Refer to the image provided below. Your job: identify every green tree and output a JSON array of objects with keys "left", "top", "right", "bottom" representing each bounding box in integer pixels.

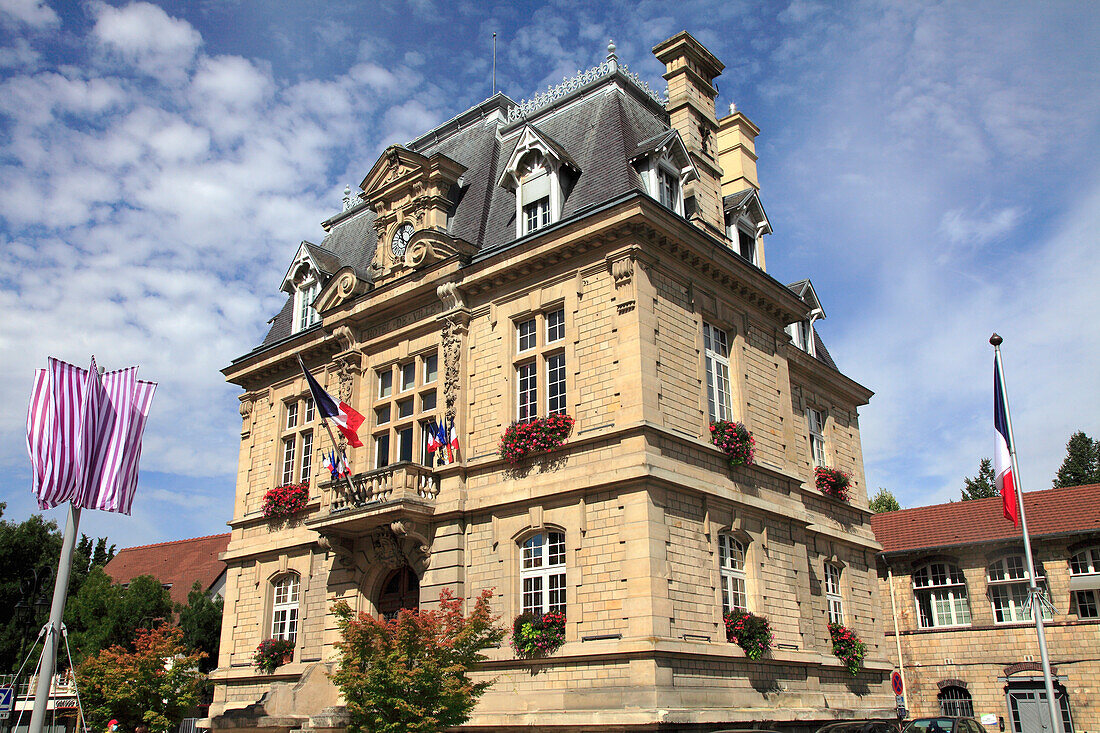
[
  {"left": 869, "top": 488, "right": 901, "bottom": 513},
  {"left": 1053, "top": 431, "right": 1100, "bottom": 488},
  {"left": 331, "top": 589, "right": 504, "bottom": 733},
  {"left": 177, "top": 582, "right": 223, "bottom": 673},
  {"left": 0, "top": 504, "right": 62, "bottom": 674},
  {"left": 962, "top": 458, "right": 998, "bottom": 501},
  {"left": 68, "top": 569, "right": 173, "bottom": 662},
  {"left": 80, "top": 624, "right": 206, "bottom": 733}
]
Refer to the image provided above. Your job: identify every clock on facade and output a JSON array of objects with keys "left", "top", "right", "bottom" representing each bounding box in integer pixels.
[{"left": 391, "top": 222, "right": 414, "bottom": 258}]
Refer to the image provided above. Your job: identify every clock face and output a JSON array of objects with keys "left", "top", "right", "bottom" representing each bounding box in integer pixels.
[{"left": 391, "top": 222, "right": 414, "bottom": 258}]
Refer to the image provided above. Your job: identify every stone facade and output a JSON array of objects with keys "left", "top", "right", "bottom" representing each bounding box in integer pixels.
[
  {"left": 210, "top": 31, "right": 893, "bottom": 733},
  {"left": 873, "top": 490, "right": 1100, "bottom": 733}
]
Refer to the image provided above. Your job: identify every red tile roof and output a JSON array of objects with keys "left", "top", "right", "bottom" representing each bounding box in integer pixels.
[
  {"left": 870, "top": 484, "right": 1100, "bottom": 555},
  {"left": 104, "top": 533, "right": 230, "bottom": 607}
]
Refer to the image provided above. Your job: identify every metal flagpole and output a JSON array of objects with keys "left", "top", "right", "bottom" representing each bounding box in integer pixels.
[
  {"left": 991, "top": 333, "right": 1062, "bottom": 733},
  {"left": 28, "top": 501, "right": 81, "bottom": 733}
]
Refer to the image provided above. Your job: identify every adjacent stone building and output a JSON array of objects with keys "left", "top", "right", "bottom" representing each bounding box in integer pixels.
[
  {"left": 209, "top": 32, "right": 893, "bottom": 733},
  {"left": 871, "top": 484, "right": 1100, "bottom": 733}
]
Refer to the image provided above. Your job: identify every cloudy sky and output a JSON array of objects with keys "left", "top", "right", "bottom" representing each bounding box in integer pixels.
[{"left": 1, "top": 0, "right": 1097, "bottom": 547}]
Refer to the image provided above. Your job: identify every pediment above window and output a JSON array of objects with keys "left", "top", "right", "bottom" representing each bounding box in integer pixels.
[
  {"left": 498, "top": 125, "right": 580, "bottom": 190},
  {"left": 629, "top": 129, "right": 698, "bottom": 183},
  {"left": 724, "top": 188, "right": 771, "bottom": 235}
]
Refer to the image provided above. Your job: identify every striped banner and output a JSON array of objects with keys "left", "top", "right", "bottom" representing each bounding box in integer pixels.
[{"left": 26, "top": 357, "right": 156, "bottom": 514}]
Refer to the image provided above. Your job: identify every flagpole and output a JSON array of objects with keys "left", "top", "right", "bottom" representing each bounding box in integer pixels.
[
  {"left": 295, "top": 355, "right": 355, "bottom": 492},
  {"left": 991, "top": 333, "right": 1062, "bottom": 733}
]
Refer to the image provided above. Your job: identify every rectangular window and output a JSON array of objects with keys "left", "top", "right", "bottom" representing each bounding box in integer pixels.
[
  {"left": 808, "top": 408, "right": 826, "bottom": 468},
  {"left": 737, "top": 228, "right": 756, "bottom": 264},
  {"left": 703, "top": 322, "right": 733, "bottom": 423},
  {"left": 517, "top": 362, "right": 538, "bottom": 422},
  {"left": 423, "top": 354, "right": 438, "bottom": 383},
  {"left": 421, "top": 391, "right": 437, "bottom": 412},
  {"left": 523, "top": 196, "right": 550, "bottom": 234},
  {"left": 421, "top": 422, "right": 436, "bottom": 467},
  {"left": 547, "top": 353, "right": 566, "bottom": 415},
  {"left": 300, "top": 432, "right": 312, "bottom": 483},
  {"left": 397, "top": 398, "right": 414, "bottom": 419},
  {"left": 286, "top": 402, "right": 298, "bottom": 430},
  {"left": 281, "top": 438, "right": 295, "bottom": 485},
  {"left": 400, "top": 362, "right": 416, "bottom": 392},
  {"left": 398, "top": 426, "right": 414, "bottom": 463},
  {"left": 825, "top": 564, "right": 844, "bottom": 624},
  {"left": 517, "top": 318, "right": 537, "bottom": 352},
  {"left": 375, "top": 434, "right": 390, "bottom": 469},
  {"left": 546, "top": 308, "right": 565, "bottom": 343},
  {"left": 303, "top": 398, "right": 315, "bottom": 424},
  {"left": 658, "top": 168, "right": 678, "bottom": 210},
  {"left": 1075, "top": 590, "right": 1099, "bottom": 618},
  {"left": 378, "top": 369, "right": 392, "bottom": 398},
  {"left": 376, "top": 405, "right": 390, "bottom": 425}
]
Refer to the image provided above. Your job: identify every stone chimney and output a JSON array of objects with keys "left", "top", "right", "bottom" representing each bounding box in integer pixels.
[
  {"left": 716, "top": 103, "right": 760, "bottom": 195},
  {"left": 652, "top": 31, "right": 725, "bottom": 238}
]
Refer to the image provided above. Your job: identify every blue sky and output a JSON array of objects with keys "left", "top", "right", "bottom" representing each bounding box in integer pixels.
[{"left": 1, "top": 0, "right": 1098, "bottom": 547}]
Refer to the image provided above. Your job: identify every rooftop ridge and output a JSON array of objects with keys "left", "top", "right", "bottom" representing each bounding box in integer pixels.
[
  {"left": 875, "top": 482, "right": 1100, "bottom": 517},
  {"left": 506, "top": 40, "right": 665, "bottom": 124},
  {"left": 113, "top": 532, "right": 231, "bottom": 553}
]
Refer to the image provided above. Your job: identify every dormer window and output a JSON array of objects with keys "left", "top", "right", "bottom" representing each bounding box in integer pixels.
[
  {"left": 723, "top": 189, "right": 770, "bottom": 269},
  {"left": 520, "top": 155, "right": 553, "bottom": 234},
  {"left": 294, "top": 280, "right": 320, "bottom": 332},
  {"left": 737, "top": 227, "right": 757, "bottom": 265},
  {"left": 499, "top": 125, "right": 579, "bottom": 239},
  {"left": 786, "top": 320, "right": 814, "bottom": 356},
  {"left": 657, "top": 166, "right": 680, "bottom": 210},
  {"left": 631, "top": 131, "right": 695, "bottom": 217},
  {"left": 281, "top": 242, "right": 334, "bottom": 335}
]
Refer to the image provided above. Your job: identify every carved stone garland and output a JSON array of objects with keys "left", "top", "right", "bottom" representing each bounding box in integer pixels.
[{"left": 437, "top": 282, "right": 468, "bottom": 422}]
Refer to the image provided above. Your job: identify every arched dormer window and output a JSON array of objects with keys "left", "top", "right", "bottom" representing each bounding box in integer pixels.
[
  {"left": 294, "top": 279, "right": 320, "bottom": 333},
  {"left": 912, "top": 561, "right": 971, "bottom": 628},
  {"left": 281, "top": 242, "right": 335, "bottom": 334},
  {"left": 630, "top": 129, "right": 696, "bottom": 217},
  {"left": 499, "top": 125, "right": 579, "bottom": 239},
  {"left": 271, "top": 573, "right": 300, "bottom": 642},
  {"left": 520, "top": 530, "right": 566, "bottom": 615}
]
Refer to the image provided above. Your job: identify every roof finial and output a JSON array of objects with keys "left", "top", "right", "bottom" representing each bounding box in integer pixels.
[
  {"left": 342, "top": 184, "right": 352, "bottom": 211},
  {"left": 729, "top": 101, "right": 737, "bottom": 115},
  {"left": 607, "top": 39, "right": 618, "bottom": 73}
]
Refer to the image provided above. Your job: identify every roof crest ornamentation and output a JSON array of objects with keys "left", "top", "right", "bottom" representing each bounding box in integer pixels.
[{"left": 506, "top": 40, "right": 666, "bottom": 123}]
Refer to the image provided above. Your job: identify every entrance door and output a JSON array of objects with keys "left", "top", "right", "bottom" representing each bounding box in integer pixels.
[
  {"left": 377, "top": 566, "right": 419, "bottom": 620},
  {"left": 1006, "top": 682, "right": 1073, "bottom": 733}
]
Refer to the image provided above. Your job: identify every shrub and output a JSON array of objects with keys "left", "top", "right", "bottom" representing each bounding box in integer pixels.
[
  {"left": 828, "top": 622, "right": 866, "bottom": 676},
  {"left": 262, "top": 482, "right": 309, "bottom": 519},
  {"left": 815, "top": 467, "right": 851, "bottom": 501},
  {"left": 710, "top": 421, "right": 755, "bottom": 467},
  {"left": 723, "top": 610, "right": 773, "bottom": 660},
  {"left": 253, "top": 638, "right": 295, "bottom": 674},
  {"left": 510, "top": 611, "right": 567, "bottom": 658},
  {"left": 499, "top": 414, "right": 575, "bottom": 464}
]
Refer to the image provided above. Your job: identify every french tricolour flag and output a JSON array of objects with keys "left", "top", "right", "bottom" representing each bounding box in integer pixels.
[
  {"left": 994, "top": 362, "right": 1019, "bottom": 526},
  {"left": 301, "top": 364, "right": 365, "bottom": 448}
]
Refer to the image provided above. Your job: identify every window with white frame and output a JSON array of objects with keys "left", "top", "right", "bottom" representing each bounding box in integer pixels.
[
  {"left": 1069, "top": 546, "right": 1100, "bottom": 618},
  {"left": 736, "top": 227, "right": 758, "bottom": 265},
  {"left": 514, "top": 308, "right": 567, "bottom": 423},
  {"left": 988, "top": 555, "right": 1052, "bottom": 624},
  {"left": 913, "top": 561, "right": 972, "bottom": 628},
  {"left": 278, "top": 395, "right": 315, "bottom": 486},
  {"left": 703, "top": 322, "right": 733, "bottom": 423},
  {"left": 518, "top": 152, "right": 554, "bottom": 236},
  {"left": 657, "top": 166, "right": 680, "bottom": 210},
  {"left": 718, "top": 534, "right": 748, "bottom": 613},
  {"left": 825, "top": 563, "right": 844, "bottom": 624},
  {"left": 521, "top": 531, "right": 566, "bottom": 615},
  {"left": 372, "top": 350, "right": 441, "bottom": 469},
  {"left": 787, "top": 320, "right": 814, "bottom": 355},
  {"left": 808, "top": 408, "right": 826, "bottom": 468},
  {"left": 271, "top": 574, "right": 300, "bottom": 643},
  {"left": 294, "top": 280, "right": 321, "bottom": 333}
]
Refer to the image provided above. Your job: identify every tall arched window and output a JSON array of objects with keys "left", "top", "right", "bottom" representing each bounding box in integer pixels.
[
  {"left": 521, "top": 531, "right": 566, "bottom": 615},
  {"left": 913, "top": 561, "right": 971, "bottom": 628},
  {"left": 988, "top": 555, "right": 1051, "bottom": 624},
  {"left": 1070, "top": 546, "right": 1100, "bottom": 619},
  {"left": 718, "top": 534, "right": 748, "bottom": 613},
  {"left": 939, "top": 686, "right": 974, "bottom": 717},
  {"left": 271, "top": 574, "right": 300, "bottom": 642}
]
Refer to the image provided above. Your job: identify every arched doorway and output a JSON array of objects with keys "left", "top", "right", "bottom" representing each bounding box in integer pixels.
[{"left": 377, "top": 566, "right": 419, "bottom": 620}]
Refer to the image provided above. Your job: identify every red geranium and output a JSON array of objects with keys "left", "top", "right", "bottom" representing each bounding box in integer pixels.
[
  {"left": 815, "top": 467, "right": 851, "bottom": 502},
  {"left": 262, "top": 482, "right": 309, "bottom": 519},
  {"left": 499, "top": 414, "right": 575, "bottom": 464}
]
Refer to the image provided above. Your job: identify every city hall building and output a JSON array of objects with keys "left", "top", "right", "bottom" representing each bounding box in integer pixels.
[{"left": 210, "top": 32, "right": 894, "bottom": 732}]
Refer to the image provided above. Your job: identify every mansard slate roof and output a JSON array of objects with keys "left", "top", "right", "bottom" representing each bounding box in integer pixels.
[{"left": 870, "top": 484, "right": 1100, "bottom": 556}]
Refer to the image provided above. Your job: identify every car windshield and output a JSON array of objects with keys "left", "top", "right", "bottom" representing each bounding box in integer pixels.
[{"left": 904, "top": 720, "right": 955, "bottom": 733}]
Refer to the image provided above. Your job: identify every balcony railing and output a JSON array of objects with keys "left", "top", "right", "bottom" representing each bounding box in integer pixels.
[{"left": 323, "top": 462, "right": 439, "bottom": 512}]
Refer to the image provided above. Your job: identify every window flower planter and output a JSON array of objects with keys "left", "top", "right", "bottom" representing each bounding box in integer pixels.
[
  {"left": 254, "top": 638, "right": 294, "bottom": 674},
  {"left": 262, "top": 482, "right": 309, "bottom": 519},
  {"left": 511, "top": 611, "right": 566, "bottom": 658},
  {"left": 815, "top": 467, "right": 850, "bottom": 502},
  {"left": 710, "top": 421, "right": 755, "bottom": 467},
  {"left": 828, "top": 622, "right": 866, "bottom": 676},
  {"left": 499, "top": 414, "right": 575, "bottom": 464},
  {"left": 723, "top": 610, "right": 773, "bottom": 660}
]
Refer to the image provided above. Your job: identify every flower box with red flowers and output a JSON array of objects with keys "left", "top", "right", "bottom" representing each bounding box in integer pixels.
[
  {"left": 828, "top": 622, "right": 866, "bottom": 676},
  {"left": 723, "top": 610, "right": 773, "bottom": 660},
  {"left": 261, "top": 482, "right": 309, "bottom": 519},
  {"left": 499, "top": 414, "right": 575, "bottom": 464},
  {"left": 815, "top": 467, "right": 851, "bottom": 502},
  {"left": 710, "top": 421, "right": 755, "bottom": 467},
  {"left": 254, "top": 638, "right": 294, "bottom": 674},
  {"left": 511, "top": 611, "right": 566, "bottom": 658}
]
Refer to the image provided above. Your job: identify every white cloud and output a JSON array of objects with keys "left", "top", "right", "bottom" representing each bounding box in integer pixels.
[
  {"left": 90, "top": 1, "right": 202, "bottom": 80},
  {"left": 0, "top": 0, "right": 57, "bottom": 28},
  {"left": 939, "top": 206, "right": 1022, "bottom": 247}
]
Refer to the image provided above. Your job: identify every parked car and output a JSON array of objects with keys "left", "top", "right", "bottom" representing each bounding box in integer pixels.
[
  {"left": 817, "top": 721, "right": 902, "bottom": 733},
  {"left": 902, "top": 717, "right": 987, "bottom": 733}
]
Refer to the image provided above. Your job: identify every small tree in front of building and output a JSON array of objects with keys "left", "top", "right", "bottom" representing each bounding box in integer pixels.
[
  {"left": 79, "top": 624, "right": 206, "bottom": 733},
  {"left": 331, "top": 588, "right": 504, "bottom": 733}
]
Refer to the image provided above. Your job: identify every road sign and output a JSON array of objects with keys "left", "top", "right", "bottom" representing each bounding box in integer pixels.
[
  {"left": 891, "top": 671, "right": 904, "bottom": 696},
  {"left": 0, "top": 686, "right": 13, "bottom": 713}
]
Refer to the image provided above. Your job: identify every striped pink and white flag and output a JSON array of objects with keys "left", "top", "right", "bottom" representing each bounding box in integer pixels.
[{"left": 26, "top": 356, "right": 156, "bottom": 514}]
